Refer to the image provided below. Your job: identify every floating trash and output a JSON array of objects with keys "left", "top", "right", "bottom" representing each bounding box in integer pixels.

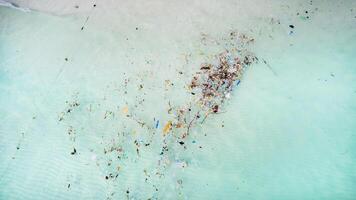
[
  {"left": 57, "top": 31, "right": 257, "bottom": 199},
  {"left": 163, "top": 121, "right": 172, "bottom": 135},
  {"left": 155, "top": 120, "right": 160, "bottom": 129},
  {"left": 121, "top": 106, "right": 129, "bottom": 114}
]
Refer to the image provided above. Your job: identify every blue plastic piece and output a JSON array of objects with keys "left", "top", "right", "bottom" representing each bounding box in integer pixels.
[
  {"left": 155, "top": 120, "right": 160, "bottom": 128},
  {"left": 236, "top": 80, "right": 241, "bottom": 86}
]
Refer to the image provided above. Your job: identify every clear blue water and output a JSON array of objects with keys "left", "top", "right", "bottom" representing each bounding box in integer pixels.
[{"left": 0, "top": 0, "right": 356, "bottom": 199}]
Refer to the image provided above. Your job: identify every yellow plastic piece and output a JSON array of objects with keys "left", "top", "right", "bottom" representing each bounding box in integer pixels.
[
  {"left": 163, "top": 121, "right": 172, "bottom": 135},
  {"left": 122, "top": 106, "right": 129, "bottom": 114}
]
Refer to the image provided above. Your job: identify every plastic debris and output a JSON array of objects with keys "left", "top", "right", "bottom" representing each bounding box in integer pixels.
[
  {"left": 236, "top": 79, "right": 241, "bottom": 86},
  {"left": 56, "top": 31, "right": 257, "bottom": 198},
  {"left": 163, "top": 121, "right": 172, "bottom": 135},
  {"left": 122, "top": 106, "right": 129, "bottom": 114}
]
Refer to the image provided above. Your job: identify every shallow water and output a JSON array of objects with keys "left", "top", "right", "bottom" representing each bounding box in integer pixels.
[{"left": 1, "top": 0, "right": 356, "bottom": 199}]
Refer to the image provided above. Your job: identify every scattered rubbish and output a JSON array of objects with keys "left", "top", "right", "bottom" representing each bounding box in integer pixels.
[
  {"left": 122, "top": 106, "right": 129, "bottom": 114},
  {"left": 70, "top": 148, "right": 77, "bottom": 155},
  {"left": 212, "top": 105, "right": 219, "bottom": 113},
  {"left": 163, "top": 121, "right": 172, "bottom": 135},
  {"left": 236, "top": 80, "right": 241, "bottom": 86},
  {"left": 57, "top": 31, "right": 257, "bottom": 198},
  {"left": 58, "top": 99, "right": 80, "bottom": 121}
]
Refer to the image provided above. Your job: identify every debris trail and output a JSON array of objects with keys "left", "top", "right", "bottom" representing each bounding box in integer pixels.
[{"left": 58, "top": 31, "right": 258, "bottom": 199}]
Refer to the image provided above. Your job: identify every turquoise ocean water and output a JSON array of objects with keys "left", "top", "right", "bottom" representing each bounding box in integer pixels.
[{"left": 0, "top": 0, "right": 356, "bottom": 199}]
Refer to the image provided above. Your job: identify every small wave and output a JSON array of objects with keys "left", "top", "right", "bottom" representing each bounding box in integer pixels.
[{"left": 0, "top": 0, "right": 30, "bottom": 12}]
